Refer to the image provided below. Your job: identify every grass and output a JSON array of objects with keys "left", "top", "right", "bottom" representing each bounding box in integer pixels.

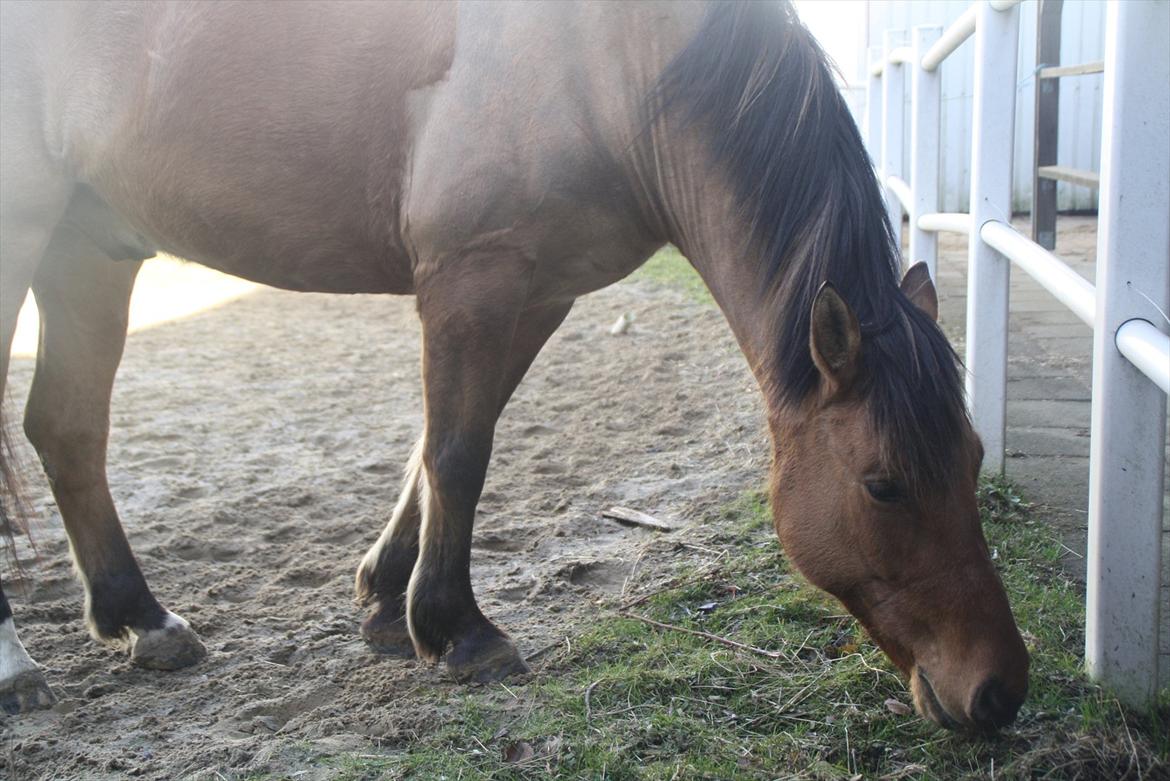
[
  {"left": 305, "top": 480, "right": 1167, "bottom": 781},
  {"left": 303, "top": 250, "right": 1168, "bottom": 779},
  {"left": 629, "top": 246, "right": 713, "bottom": 305}
]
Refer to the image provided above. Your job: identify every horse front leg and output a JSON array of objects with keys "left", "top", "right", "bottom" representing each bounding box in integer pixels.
[
  {"left": 22, "top": 227, "right": 205, "bottom": 670},
  {"left": 356, "top": 300, "right": 573, "bottom": 659},
  {"left": 402, "top": 260, "right": 554, "bottom": 683}
]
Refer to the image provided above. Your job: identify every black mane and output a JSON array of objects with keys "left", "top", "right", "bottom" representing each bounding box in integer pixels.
[{"left": 656, "top": 1, "right": 970, "bottom": 491}]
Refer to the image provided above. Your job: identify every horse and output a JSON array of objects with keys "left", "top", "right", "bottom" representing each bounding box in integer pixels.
[{"left": 0, "top": 0, "right": 1028, "bottom": 730}]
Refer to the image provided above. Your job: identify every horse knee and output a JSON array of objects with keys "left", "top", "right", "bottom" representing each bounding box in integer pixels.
[{"left": 22, "top": 407, "right": 101, "bottom": 489}]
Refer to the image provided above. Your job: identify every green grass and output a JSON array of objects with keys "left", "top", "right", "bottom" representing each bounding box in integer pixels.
[
  {"left": 311, "top": 480, "right": 1166, "bottom": 780},
  {"left": 291, "top": 249, "right": 1168, "bottom": 779},
  {"left": 629, "top": 246, "right": 713, "bottom": 305},
  {"left": 265, "top": 254, "right": 1168, "bottom": 780}
]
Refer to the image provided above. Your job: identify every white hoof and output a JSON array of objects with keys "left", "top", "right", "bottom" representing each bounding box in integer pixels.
[{"left": 0, "top": 617, "right": 55, "bottom": 714}]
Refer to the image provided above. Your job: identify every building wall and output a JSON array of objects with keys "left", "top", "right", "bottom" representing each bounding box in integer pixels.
[{"left": 860, "top": 0, "right": 1104, "bottom": 213}]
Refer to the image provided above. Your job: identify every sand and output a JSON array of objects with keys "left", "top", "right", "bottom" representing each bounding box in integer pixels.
[{"left": 2, "top": 265, "right": 768, "bottom": 779}]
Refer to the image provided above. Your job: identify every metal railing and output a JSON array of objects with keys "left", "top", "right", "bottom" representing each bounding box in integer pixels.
[{"left": 864, "top": 0, "right": 1169, "bottom": 708}]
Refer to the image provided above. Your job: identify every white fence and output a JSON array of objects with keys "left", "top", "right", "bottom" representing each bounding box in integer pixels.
[
  {"left": 865, "top": 0, "right": 1169, "bottom": 707},
  {"left": 863, "top": 0, "right": 1106, "bottom": 214}
]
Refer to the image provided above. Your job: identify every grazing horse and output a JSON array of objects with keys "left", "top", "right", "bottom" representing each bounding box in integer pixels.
[{"left": 0, "top": 0, "right": 1028, "bottom": 729}]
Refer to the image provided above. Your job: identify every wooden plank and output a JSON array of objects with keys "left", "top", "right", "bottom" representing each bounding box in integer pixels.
[
  {"left": 601, "top": 506, "right": 675, "bottom": 532},
  {"left": 1039, "top": 61, "right": 1105, "bottom": 79},
  {"left": 1038, "top": 165, "right": 1101, "bottom": 188},
  {"left": 1032, "top": 0, "right": 1063, "bottom": 250}
]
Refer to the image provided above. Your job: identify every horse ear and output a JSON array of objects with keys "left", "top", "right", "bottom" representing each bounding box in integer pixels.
[
  {"left": 809, "top": 282, "right": 861, "bottom": 395},
  {"left": 900, "top": 262, "right": 938, "bottom": 321}
]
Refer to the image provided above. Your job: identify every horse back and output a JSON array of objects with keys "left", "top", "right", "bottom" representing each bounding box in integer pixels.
[
  {"left": 15, "top": 1, "right": 456, "bottom": 293},
  {"left": 9, "top": 1, "right": 695, "bottom": 299}
]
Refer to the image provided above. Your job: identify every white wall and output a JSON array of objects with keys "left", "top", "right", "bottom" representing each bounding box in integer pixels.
[{"left": 797, "top": 0, "right": 1105, "bottom": 213}]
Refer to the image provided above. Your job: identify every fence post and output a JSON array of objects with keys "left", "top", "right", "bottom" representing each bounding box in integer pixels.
[
  {"left": 865, "top": 45, "right": 884, "bottom": 162},
  {"left": 1085, "top": 0, "right": 1170, "bottom": 708},
  {"left": 881, "top": 31, "right": 906, "bottom": 247},
  {"left": 965, "top": 1, "right": 1019, "bottom": 475},
  {"left": 910, "top": 25, "right": 942, "bottom": 279}
]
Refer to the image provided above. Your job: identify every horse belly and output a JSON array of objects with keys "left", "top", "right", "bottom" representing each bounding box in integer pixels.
[{"left": 93, "top": 165, "right": 415, "bottom": 295}]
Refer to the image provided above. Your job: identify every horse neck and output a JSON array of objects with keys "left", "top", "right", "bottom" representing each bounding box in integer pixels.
[{"left": 643, "top": 127, "right": 783, "bottom": 395}]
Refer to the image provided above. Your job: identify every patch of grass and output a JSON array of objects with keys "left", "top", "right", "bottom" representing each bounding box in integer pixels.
[
  {"left": 629, "top": 246, "right": 713, "bottom": 305},
  {"left": 333, "top": 482, "right": 1168, "bottom": 779}
]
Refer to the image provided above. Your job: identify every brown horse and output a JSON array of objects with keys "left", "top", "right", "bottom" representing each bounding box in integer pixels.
[{"left": 0, "top": 0, "right": 1028, "bottom": 729}]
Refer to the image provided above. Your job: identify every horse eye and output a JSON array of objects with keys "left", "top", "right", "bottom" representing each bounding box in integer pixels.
[{"left": 865, "top": 480, "right": 902, "bottom": 503}]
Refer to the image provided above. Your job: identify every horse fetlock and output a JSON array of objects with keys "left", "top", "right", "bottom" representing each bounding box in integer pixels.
[
  {"left": 354, "top": 538, "right": 416, "bottom": 607},
  {"left": 85, "top": 569, "right": 168, "bottom": 641},
  {"left": 360, "top": 599, "right": 416, "bottom": 658},
  {"left": 446, "top": 624, "right": 529, "bottom": 684},
  {"left": 128, "top": 611, "right": 206, "bottom": 671},
  {"left": 407, "top": 577, "right": 528, "bottom": 681},
  {"left": 405, "top": 578, "right": 475, "bottom": 665},
  {"left": 353, "top": 553, "right": 379, "bottom": 606}
]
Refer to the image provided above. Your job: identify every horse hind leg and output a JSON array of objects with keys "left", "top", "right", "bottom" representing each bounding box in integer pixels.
[
  {"left": 0, "top": 136, "right": 73, "bottom": 714},
  {"left": 355, "top": 437, "right": 426, "bottom": 656},
  {"left": 0, "top": 575, "right": 55, "bottom": 713},
  {"left": 22, "top": 224, "right": 205, "bottom": 670}
]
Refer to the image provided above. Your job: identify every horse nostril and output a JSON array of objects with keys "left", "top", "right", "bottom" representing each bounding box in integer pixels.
[{"left": 969, "top": 678, "right": 1022, "bottom": 730}]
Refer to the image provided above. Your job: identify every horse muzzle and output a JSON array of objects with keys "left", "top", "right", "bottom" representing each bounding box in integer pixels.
[{"left": 911, "top": 666, "right": 1025, "bottom": 732}]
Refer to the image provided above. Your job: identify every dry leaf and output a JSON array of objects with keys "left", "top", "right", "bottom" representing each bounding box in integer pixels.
[
  {"left": 884, "top": 697, "right": 912, "bottom": 716},
  {"left": 502, "top": 741, "right": 535, "bottom": 763}
]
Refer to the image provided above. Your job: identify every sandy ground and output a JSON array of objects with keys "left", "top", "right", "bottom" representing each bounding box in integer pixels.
[{"left": 2, "top": 265, "right": 768, "bottom": 779}]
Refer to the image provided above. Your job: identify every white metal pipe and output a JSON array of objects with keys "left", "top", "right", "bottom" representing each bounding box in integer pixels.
[
  {"left": 921, "top": 5, "right": 977, "bottom": 72},
  {"left": 917, "top": 212, "right": 971, "bottom": 235},
  {"left": 888, "top": 46, "right": 913, "bottom": 65},
  {"left": 1116, "top": 320, "right": 1170, "bottom": 395},
  {"left": 980, "top": 220, "right": 1096, "bottom": 328},
  {"left": 871, "top": 45, "right": 915, "bottom": 76},
  {"left": 910, "top": 25, "right": 943, "bottom": 278},
  {"left": 1086, "top": 0, "right": 1170, "bottom": 709},
  {"left": 865, "top": 46, "right": 883, "bottom": 160},
  {"left": 886, "top": 175, "right": 912, "bottom": 215},
  {"left": 921, "top": 0, "right": 1021, "bottom": 72},
  {"left": 965, "top": 1, "right": 1020, "bottom": 475},
  {"left": 881, "top": 30, "right": 907, "bottom": 253}
]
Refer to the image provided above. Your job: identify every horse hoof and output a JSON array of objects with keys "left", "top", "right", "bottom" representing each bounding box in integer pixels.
[
  {"left": 0, "top": 669, "right": 56, "bottom": 715},
  {"left": 446, "top": 631, "right": 530, "bottom": 683},
  {"left": 129, "top": 612, "right": 206, "bottom": 671},
  {"left": 361, "top": 606, "right": 416, "bottom": 658}
]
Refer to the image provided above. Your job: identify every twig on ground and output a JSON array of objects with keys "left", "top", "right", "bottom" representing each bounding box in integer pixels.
[
  {"left": 602, "top": 506, "right": 676, "bottom": 532},
  {"left": 525, "top": 640, "right": 561, "bottom": 663},
  {"left": 618, "top": 610, "right": 785, "bottom": 659},
  {"left": 584, "top": 679, "right": 601, "bottom": 724}
]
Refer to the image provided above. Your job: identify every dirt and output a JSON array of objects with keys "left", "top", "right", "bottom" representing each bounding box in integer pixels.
[{"left": 1, "top": 268, "right": 769, "bottom": 779}]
